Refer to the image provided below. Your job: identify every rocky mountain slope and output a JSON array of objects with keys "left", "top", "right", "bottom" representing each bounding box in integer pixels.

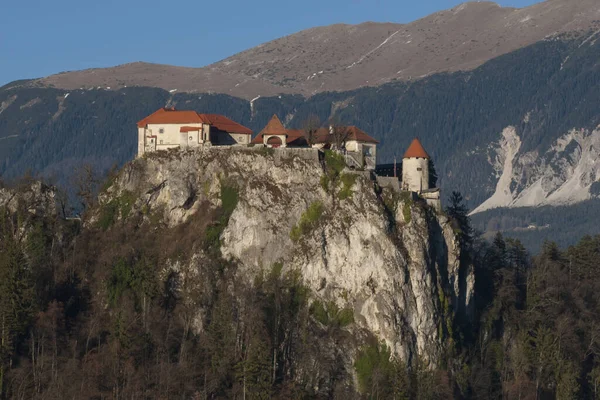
[
  {"left": 30, "top": 0, "right": 600, "bottom": 98},
  {"left": 2, "top": 4, "right": 600, "bottom": 250},
  {"left": 102, "top": 147, "right": 473, "bottom": 365},
  {"left": 0, "top": 149, "right": 478, "bottom": 397},
  {"left": 472, "top": 126, "right": 600, "bottom": 213}
]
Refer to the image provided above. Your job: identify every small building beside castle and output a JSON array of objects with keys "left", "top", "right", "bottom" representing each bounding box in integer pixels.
[
  {"left": 137, "top": 108, "right": 253, "bottom": 157},
  {"left": 252, "top": 114, "right": 379, "bottom": 170},
  {"left": 250, "top": 115, "right": 308, "bottom": 148}
]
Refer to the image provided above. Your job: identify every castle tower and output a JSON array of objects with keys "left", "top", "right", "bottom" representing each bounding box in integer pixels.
[{"left": 402, "top": 138, "right": 430, "bottom": 192}]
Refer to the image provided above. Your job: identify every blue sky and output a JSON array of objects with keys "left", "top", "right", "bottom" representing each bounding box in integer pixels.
[{"left": 1, "top": 0, "right": 541, "bottom": 86}]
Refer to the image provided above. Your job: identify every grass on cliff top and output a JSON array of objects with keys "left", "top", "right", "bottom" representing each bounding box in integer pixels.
[{"left": 290, "top": 201, "right": 324, "bottom": 242}]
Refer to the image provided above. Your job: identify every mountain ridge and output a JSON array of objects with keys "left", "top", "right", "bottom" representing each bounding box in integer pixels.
[{"left": 31, "top": 0, "right": 600, "bottom": 99}]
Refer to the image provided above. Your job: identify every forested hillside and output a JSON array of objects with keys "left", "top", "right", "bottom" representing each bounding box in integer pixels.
[
  {"left": 1, "top": 34, "right": 600, "bottom": 249},
  {"left": 471, "top": 199, "right": 600, "bottom": 253}
]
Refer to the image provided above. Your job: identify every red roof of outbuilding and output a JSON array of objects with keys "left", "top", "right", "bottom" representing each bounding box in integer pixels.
[
  {"left": 251, "top": 116, "right": 378, "bottom": 146},
  {"left": 260, "top": 115, "right": 288, "bottom": 136},
  {"left": 199, "top": 113, "right": 253, "bottom": 135},
  {"left": 403, "top": 138, "right": 430, "bottom": 159},
  {"left": 252, "top": 115, "right": 291, "bottom": 144},
  {"left": 180, "top": 126, "right": 201, "bottom": 132},
  {"left": 137, "top": 108, "right": 252, "bottom": 134},
  {"left": 313, "top": 126, "right": 379, "bottom": 144}
]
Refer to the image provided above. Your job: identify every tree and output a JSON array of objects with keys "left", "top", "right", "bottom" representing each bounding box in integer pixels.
[
  {"left": 72, "top": 164, "right": 100, "bottom": 212},
  {"left": 302, "top": 114, "right": 321, "bottom": 146},
  {"left": 428, "top": 159, "right": 438, "bottom": 188},
  {"left": 326, "top": 116, "right": 350, "bottom": 151},
  {"left": 445, "top": 191, "right": 473, "bottom": 248},
  {"left": 0, "top": 226, "right": 35, "bottom": 398}
]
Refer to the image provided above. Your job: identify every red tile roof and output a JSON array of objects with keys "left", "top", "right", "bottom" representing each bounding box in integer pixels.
[
  {"left": 313, "top": 126, "right": 379, "bottom": 144},
  {"left": 137, "top": 108, "right": 252, "bottom": 134},
  {"left": 180, "top": 126, "right": 201, "bottom": 132},
  {"left": 285, "top": 129, "right": 309, "bottom": 146},
  {"left": 137, "top": 108, "right": 203, "bottom": 127},
  {"left": 199, "top": 113, "right": 253, "bottom": 135},
  {"left": 252, "top": 115, "right": 291, "bottom": 144},
  {"left": 260, "top": 114, "right": 288, "bottom": 135},
  {"left": 403, "top": 138, "right": 430, "bottom": 159},
  {"left": 251, "top": 116, "right": 378, "bottom": 147}
]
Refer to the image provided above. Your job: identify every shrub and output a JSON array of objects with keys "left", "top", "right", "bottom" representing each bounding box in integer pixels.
[
  {"left": 259, "top": 146, "right": 275, "bottom": 156},
  {"left": 107, "top": 259, "right": 134, "bottom": 307},
  {"left": 320, "top": 151, "right": 348, "bottom": 197},
  {"left": 320, "top": 175, "right": 330, "bottom": 192},
  {"left": 203, "top": 182, "right": 239, "bottom": 254},
  {"left": 339, "top": 173, "right": 358, "bottom": 200},
  {"left": 309, "top": 299, "right": 354, "bottom": 327},
  {"left": 403, "top": 201, "right": 412, "bottom": 224},
  {"left": 97, "top": 190, "right": 136, "bottom": 230},
  {"left": 355, "top": 342, "right": 404, "bottom": 397},
  {"left": 290, "top": 201, "right": 324, "bottom": 242},
  {"left": 324, "top": 150, "right": 346, "bottom": 176},
  {"left": 119, "top": 191, "right": 136, "bottom": 219},
  {"left": 107, "top": 258, "right": 157, "bottom": 308},
  {"left": 98, "top": 201, "right": 118, "bottom": 230},
  {"left": 309, "top": 300, "right": 329, "bottom": 325}
]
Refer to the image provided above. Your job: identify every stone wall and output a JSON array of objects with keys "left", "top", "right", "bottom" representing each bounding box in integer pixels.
[{"left": 376, "top": 176, "right": 400, "bottom": 191}]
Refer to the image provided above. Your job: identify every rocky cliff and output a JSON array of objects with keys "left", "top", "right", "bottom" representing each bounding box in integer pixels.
[{"left": 100, "top": 147, "right": 474, "bottom": 367}]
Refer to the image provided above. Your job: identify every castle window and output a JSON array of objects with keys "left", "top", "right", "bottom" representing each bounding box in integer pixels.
[
  {"left": 417, "top": 167, "right": 422, "bottom": 171},
  {"left": 159, "top": 128, "right": 165, "bottom": 134},
  {"left": 160, "top": 140, "right": 163, "bottom": 144}
]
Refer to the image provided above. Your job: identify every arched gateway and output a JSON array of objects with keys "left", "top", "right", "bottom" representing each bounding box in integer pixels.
[{"left": 266, "top": 136, "right": 283, "bottom": 148}]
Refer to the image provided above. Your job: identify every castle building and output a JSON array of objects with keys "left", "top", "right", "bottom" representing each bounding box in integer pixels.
[
  {"left": 252, "top": 114, "right": 379, "bottom": 169},
  {"left": 250, "top": 114, "right": 308, "bottom": 148},
  {"left": 401, "top": 138, "right": 441, "bottom": 210},
  {"left": 136, "top": 108, "right": 253, "bottom": 157},
  {"left": 402, "top": 138, "right": 430, "bottom": 192}
]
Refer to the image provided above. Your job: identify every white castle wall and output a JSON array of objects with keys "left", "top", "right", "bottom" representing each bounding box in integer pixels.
[{"left": 402, "top": 157, "right": 429, "bottom": 192}]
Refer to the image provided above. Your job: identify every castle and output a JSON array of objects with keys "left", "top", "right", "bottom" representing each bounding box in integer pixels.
[{"left": 136, "top": 108, "right": 440, "bottom": 209}]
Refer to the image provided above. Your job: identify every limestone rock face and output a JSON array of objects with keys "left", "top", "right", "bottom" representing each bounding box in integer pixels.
[
  {"left": 0, "top": 181, "right": 57, "bottom": 217},
  {"left": 108, "top": 147, "right": 474, "bottom": 366}
]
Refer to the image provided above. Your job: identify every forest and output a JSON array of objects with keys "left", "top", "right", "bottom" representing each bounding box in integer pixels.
[{"left": 1, "top": 169, "right": 600, "bottom": 399}]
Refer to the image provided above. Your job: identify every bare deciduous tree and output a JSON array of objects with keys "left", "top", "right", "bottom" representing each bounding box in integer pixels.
[
  {"left": 302, "top": 114, "right": 321, "bottom": 146},
  {"left": 72, "top": 164, "right": 99, "bottom": 212},
  {"left": 327, "top": 116, "right": 349, "bottom": 151}
]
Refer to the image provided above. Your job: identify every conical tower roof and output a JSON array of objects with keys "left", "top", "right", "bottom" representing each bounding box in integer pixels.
[
  {"left": 403, "top": 138, "right": 430, "bottom": 159},
  {"left": 260, "top": 114, "right": 288, "bottom": 136}
]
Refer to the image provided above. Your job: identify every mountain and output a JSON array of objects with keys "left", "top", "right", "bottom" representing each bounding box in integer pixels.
[
  {"left": 2, "top": 0, "right": 600, "bottom": 251},
  {"left": 30, "top": 0, "right": 600, "bottom": 99}
]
